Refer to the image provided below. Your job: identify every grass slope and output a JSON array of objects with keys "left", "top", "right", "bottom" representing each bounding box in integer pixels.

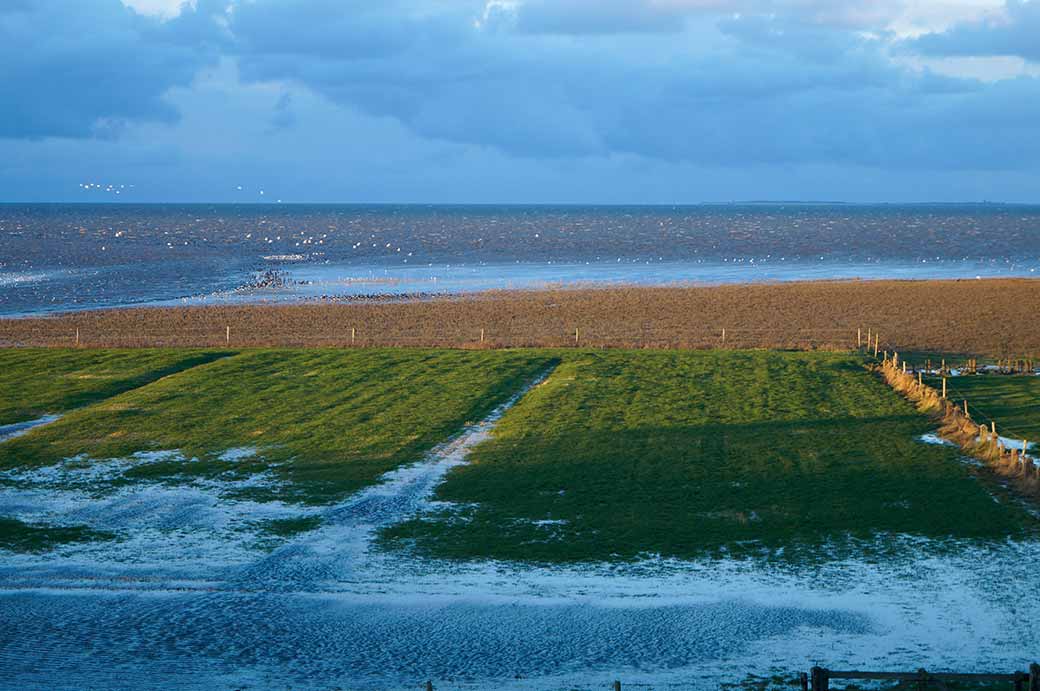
[
  {"left": 0, "top": 349, "right": 554, "bottom": 503},
  {"left": 384, "top": 350, "right": 1037, "bottom": 562},
  {"left": 0, "top": 348, "right": 231, "bottom": 426}
]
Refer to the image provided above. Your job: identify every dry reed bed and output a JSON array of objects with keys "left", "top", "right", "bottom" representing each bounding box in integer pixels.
[
  {"left": 3, "top": 279, "right": 1040, "bottom": 355},
  {"left": 876, "top": 357, "right": 1040, "bottom": 500}
]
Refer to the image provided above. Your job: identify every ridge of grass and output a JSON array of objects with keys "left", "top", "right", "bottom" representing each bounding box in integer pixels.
[
  {"left": 382, "top": 350, "right": 1039, "bottom": 563},
  {"left": 0, "top": 348, "right": 233, "bottom": 426},
  {"left": 0, "top": 348, "right": 556, "bottom": 504}
]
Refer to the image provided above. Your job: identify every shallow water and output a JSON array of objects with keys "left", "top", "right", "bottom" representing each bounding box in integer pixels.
[
  {"left": 3, "top": 203, "right": 1039, "bottom": 315},
  {"left": 1, "top": 371, "right": 1038, "bottom": 690}
]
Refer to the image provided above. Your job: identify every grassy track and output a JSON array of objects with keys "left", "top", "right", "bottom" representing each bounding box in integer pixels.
[
  {"left": 384, "top": 350, "right": 1038, "bottom": 562},
  {"left": 0, "top": 349, "right": 554, "bottom": 503},
  {"left": 0, "top": 348, "right": 231, "bottom": 426},
  {"left": 927, "top": 375, "right": 1040, "bottom": 442}
]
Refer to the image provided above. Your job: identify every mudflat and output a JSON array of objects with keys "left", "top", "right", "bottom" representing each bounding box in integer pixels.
[{"left": 2, "top": 278, "right": 1039, "bottom": 355}]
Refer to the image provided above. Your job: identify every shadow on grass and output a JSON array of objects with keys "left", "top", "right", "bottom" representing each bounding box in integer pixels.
[{"left": 382, "top": 415, "right": 1040, "bottom": 565}]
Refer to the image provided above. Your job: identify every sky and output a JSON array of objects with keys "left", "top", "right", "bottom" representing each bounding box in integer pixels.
[{"left": 2, "top": 0, "right": 1040, "bottom": 203}]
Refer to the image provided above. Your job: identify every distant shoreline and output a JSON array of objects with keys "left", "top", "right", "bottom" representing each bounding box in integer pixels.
[{"left": 3, "top": 277, "right": 1039, "bottom": 356}]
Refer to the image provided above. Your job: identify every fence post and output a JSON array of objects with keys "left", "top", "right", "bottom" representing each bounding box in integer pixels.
[
  {"left": 942, "top": 378, "right": 947, "bottom": 399},
  {"left": 810, "top": 666, "right": 829, "bottom": 691},
  {"left": 963, "top": 400, "right": 968, "bottom": 416},
  {"left": 351, "top": 327, "right": 356, "bottom": 346},
  {"left": 874, "top": 334, "right": 879, "bottom": 357},
  {"left": 858, "top": 328, "right": 862, "bottom": 348},
  {"left": 575, "top": 328, "right": 579, "bottom": 346},
  {"left": 226, "top": 325, "right": 230, "bottom": 345},
  {"left": 722, "top": 328, "right": 726, "bottom": 346},
  {"left": 75, "top": 328, "right": 80, "bottom": 347},
  {"left": 480, "top": 328, "right": 485, "bottom": 344}
]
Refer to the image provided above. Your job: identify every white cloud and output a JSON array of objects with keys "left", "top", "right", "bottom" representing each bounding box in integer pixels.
[{"left": 122, "top": 0, "right": 195, "bottom": 18}]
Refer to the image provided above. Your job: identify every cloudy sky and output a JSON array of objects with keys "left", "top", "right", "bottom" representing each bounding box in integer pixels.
[{"left": 3, "top": 0, "right": 1040, "bottom": 203}]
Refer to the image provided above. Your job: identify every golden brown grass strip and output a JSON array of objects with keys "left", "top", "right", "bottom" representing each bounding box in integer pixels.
[
  {"left": 876, "top": 356, "right": 1040, "bottom": 500},
  {"left": 3, "top": 279, "right": 1040, "bottom": 355}
]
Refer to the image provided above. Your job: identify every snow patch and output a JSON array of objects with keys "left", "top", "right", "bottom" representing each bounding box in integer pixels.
[{"left": 0, "top": 414, "right": 60, "bottom": 443}]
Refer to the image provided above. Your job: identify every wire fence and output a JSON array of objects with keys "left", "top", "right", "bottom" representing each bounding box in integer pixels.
[{"left": 0, "top": 324, "right": 873, "bottom": 350}]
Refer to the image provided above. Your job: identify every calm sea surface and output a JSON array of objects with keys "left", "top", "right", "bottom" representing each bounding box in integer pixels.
[{"left": 2, "top": 203, "right": 1039, "bottom": 315}]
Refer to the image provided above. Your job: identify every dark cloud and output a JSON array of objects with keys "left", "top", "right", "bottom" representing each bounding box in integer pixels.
[
  {"left": 225, "top": 0, "right": 1040, "bottom": 170},
  {"left": 908, "top": 1, "right": 1040, "bottom": 62},
  {"left": 0, "top": 0, "right": 225, "bottom": 139},
  {"left": 3, "top": 0, "right": 1040, "bottom": 204}
]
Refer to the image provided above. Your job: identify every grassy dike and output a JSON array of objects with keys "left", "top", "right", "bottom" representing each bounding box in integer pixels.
[
  {"left": 1, "top": 349, "right": 555, "bottom": 504},
  {"left": 2, "top": 347, "right": 1036, "bottom": 559},
  {"left": 383, "top": 350, "right": 1038, "bottom": 562}
]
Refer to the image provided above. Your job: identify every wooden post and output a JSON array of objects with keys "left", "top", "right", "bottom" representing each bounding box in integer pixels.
[
  {"left": 480, "top": 328, "right": 485, "bottom": 344},
  {"left": 918, "top": 371, "right": 923, "bottom": 385},
  {"left": 75, "top": 328, "right": 80, "bottom": 347},
  {"left": 963, "top": 400, "right": 968, "bottom": 416},
  {"left": 722, "top": 328, "right": 726, "bottom": 346},
  {"left": 942, "top": 378, "right": 947, "bottom": 399},
  {"left": 810, "top": 666, "right": 829, "bottom": 691},
  {"left": 575, "top": 327, "right": 579, "bottom": 346},
  {"left": 874, "top": 334, "right": 879, "bottom": 357},
  {"left": 226, "top": 325, "right": 230, "bottom": 345},
  {"left": 902, "top": 362, "right": 907, "bottom": 374},
  {"left": 351, "top": 327, "right": 356, "bottom": 345},
  {"left": 941, "top": 358, "right": 946, "bottom": 374},
  {"left": 857, "top": 328, "right": 862, "bottom": 348}
]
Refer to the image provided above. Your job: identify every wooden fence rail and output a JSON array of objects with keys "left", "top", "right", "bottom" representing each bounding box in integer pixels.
[{"left": 805, "top": 664, "right": 1040, "bottom": 691}]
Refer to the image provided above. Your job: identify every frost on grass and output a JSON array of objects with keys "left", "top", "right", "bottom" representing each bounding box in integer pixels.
[{"left": 0, "top": 448, "right": 318, "bottom": 567}]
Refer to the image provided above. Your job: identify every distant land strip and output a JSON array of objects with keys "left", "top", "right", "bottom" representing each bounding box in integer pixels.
[{"left": 2, "top": 279, "right": 1039, "bottom": 355}]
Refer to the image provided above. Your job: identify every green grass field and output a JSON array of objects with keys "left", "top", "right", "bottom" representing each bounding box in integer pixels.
[
  {"left": 0, "top": 348, "right": 231, "bottom": 426},
  {"left": 926, "top": 374, "right": 1040, "bottom": 442},
  {"left": 2, "top": 347, "right": 1036, "bottom": 560},
  {"left": 1, "top": 349, "right": 555, "bottom": 503},
  {"left": 383, "top": 350, "right": 1038, "bottom": 562}
]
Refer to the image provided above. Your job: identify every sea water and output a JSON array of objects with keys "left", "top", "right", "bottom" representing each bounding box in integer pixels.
[{"left": 2, "top": 202, "right": 1040, "bottom": 315}]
